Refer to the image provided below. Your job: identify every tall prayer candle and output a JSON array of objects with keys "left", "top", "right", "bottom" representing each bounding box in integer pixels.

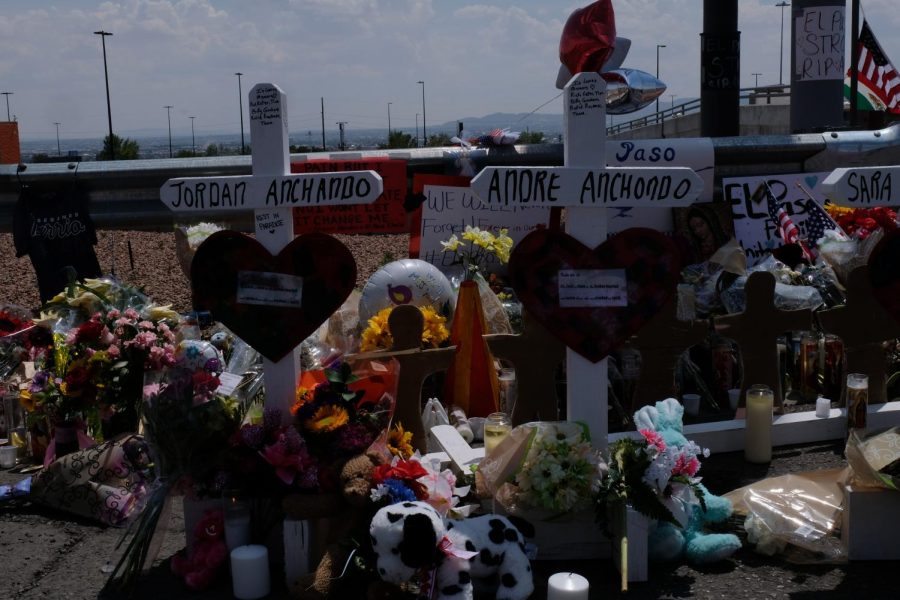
[
  {"left": 846, "top": 373, "right": 868, "bottom": 432},
  {"left": 745, "top": 384, "right": 773, "bottom": 463},
  {"left": 547, "top": 572, "right": 589, "bottom": 600}
]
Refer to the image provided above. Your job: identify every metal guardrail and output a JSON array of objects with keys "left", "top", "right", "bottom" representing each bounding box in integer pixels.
[{"left": 2, "top": 123, "right": 899, "bottom": 233}]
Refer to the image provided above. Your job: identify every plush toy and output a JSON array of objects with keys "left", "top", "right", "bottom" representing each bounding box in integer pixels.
[
  {"left": 633, "top": 398, "right": 742, "bottom": 565},
  {"left": 370, "top": 501, "right": 533, "bottom": 600},
  {"left": 171, "top": 508, "right": 228, "bottom": 591},
  {"left": 290, "top": 452, "right": 385, "bottom": 599}
]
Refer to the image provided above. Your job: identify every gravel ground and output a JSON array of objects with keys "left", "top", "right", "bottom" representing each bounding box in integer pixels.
[
  {"left": 2, "top": 231, "right": 899, "bottom": 599},
  {"left": 0, "top": 230, "right": 410, "bottom": 313}
]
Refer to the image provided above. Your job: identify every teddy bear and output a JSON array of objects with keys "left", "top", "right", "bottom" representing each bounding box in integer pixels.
[
  {"left": 369, "top": 501, "right": 533, "bottom": 600},
  {"left": 289, "top": 451, "right": 386, "bottom": 599},
  {"left": 171, "top": 508, "right": 228, "bottom": 590},
  {"left": 633, "top": 398, "right": 742, "bottom": 565}
]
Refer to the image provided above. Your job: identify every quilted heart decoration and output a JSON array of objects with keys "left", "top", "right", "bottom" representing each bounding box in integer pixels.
[
  {"left": 868, "top": 228, "right": 900, "bottom": 324},
  {"left": 191, "top": 231, "right": 356, "bottom": 362},
  {"left": 508, "top": 228, "right": 681, "bottom": 363}
]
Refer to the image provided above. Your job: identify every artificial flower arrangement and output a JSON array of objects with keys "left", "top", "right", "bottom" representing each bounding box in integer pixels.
[
  {"left": 825, "top": 203, "right": 898, "bottom": 240},
  {"left": 594, "top": 428, "right": 709, "bottom": 532},
  {"left": 818, "top": 203, "right": 899, "bottom": 285},
  {"left": 441, "top": 225, "right": 514, "bottom": 280},
  {"left": 369, "top": 454, "right": 474, "bottom": 518},
  {"left": 480, "top": 421, "right": 605, "bottom": 516},
  {"left": 359, "top": 305, "right": 449, "bottom": 352}
]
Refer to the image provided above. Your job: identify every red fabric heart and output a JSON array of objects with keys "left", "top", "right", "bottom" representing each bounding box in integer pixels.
[
  {"left": 191, "top": 231, "right": 356, "bottom": 362},
  {"left": 508, "top": 228, "right": 681, "bottom": 363},
  {"left": 559, "top": 0, "right": 616, "bottom": 75},
  {"left": 868, "top": 228, "right": 900, "bottom": 324}
]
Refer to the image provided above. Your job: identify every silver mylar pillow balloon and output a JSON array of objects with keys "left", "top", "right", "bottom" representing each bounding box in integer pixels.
[{"left": 602, "top": 68, "right": 666, "bottom": 114}]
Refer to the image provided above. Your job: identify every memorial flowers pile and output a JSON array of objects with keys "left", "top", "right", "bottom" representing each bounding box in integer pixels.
[
  {"left": 369, "top": 455, "right": 473, "bottom": 517},
  {"left": 825, "top": 204, "right": 898, "bottom": 239},
  {"left": 594, "top": 428, "right": 708, "bottom": 530}
]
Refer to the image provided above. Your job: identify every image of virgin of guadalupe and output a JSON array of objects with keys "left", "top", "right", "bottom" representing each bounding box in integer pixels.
[{"left": 673, "top": 202, "right": 736, "bottom": 265}]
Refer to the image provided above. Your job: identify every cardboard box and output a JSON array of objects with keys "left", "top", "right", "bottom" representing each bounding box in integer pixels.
[{"left": 842, "top": 484, "right": 900, "bottom": 560}]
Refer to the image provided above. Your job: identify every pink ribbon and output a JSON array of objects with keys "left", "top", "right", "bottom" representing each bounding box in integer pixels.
[{"left": 438, "top": 536, "right": 478, "bottom": 560}]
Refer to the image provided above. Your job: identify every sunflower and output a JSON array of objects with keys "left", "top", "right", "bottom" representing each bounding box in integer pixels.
[
  {"left": 360, "top": 306, "right": 449, "bottom": 351},
  {"left": 19, "top": 389, "right": 37, "bottom": 412},
  {"left": 303, "top": 404, "right": 350, "bottom": 433},
  {"left": 291, "top": 386, "right": 313, "bottom": 416},
  {"left": 388, "top": 422, "right": 414, "bottom": 459}
]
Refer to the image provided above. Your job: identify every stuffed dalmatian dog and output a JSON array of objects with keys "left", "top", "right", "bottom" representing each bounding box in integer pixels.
[{"left": 369, "top": 501, "right": 533, "bottom": 600}]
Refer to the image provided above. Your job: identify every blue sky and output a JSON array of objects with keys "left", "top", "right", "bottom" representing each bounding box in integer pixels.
[{"left": 1, "top": 0, "right": 897, "bottom": 140}]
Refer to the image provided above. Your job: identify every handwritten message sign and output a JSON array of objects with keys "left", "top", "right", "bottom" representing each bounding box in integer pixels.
[
  {"left": 250, "top": 86, "right": 283, "bottom": 127},
  {"left": 470, "top": 166, "right": 703, "bottom": 208},
  {"left": 722, "top": 171, "right": 830, "bottom": 262},
  {"left": 821, "top": 166, "right": 899, "bottom": 206},
  {"left": 160, "top": 171, "right": 382, "bottom": 212},
  {"left": 558, "top": 269, "right": 627, "bottom": 308},
  {"left": 794, "top": 6, "right": 845, "bottom": 81},
  {"left": 417, "top": 181, "right": 550, "bottom": 273},
  {"left": 291, "top": 158, "right": 407, "bottom": 233},
  {"left": 237, "top": 271, "right": 303, "bottom": 308}
]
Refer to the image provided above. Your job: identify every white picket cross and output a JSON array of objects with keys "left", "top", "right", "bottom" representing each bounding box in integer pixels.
[
  {"left": 470, "top": 72, "right": 703, "bottom": 450},
  {"left": 159, "top": 83, "right": 382, "bottom": 423},
  {"left": 820, "top": 166, "right": 900, "bottom": 206}
]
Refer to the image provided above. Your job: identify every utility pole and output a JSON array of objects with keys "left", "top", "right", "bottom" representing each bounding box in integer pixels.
[
  {"left": 235, "top": 72, "right": 245, "bottom": 154},
  {"left": 54, "top": 122, "right": 61, "bottom": 155},
  {"left": 164, "top": 105, "right": 173, "bottom": 158},
  {"left": 336, "top": 121, "right": 347, "bottom": 151},
  {"left": 320, "top": 97, "right": 326, "bottom": 151},
  {"left": 189, "top": 116, "right": 196, "bottom": 156}
]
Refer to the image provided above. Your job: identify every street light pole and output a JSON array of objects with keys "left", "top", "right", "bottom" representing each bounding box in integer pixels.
[
  {"left": 94, "top": 30, "right": 115, "bottom": 160},
  {"left": 235, "top": 72, "right": 245, "bottom": 154},
  {"left": 1, "top": 92, "right": 11, "bottom": 121},
  {"left": 415, "top": 113, "right": 420, "bottom": 148},
  {"left": 164, "top": 105, "right": 173, "bottom": 158},
  {"left": 656, "top": 44, "right": 667, "bottom": 115},
  {"left": 54, "top": 122, "right": 61, "bottom": 155},
  {"left": 752, "top": 72, "right": 762, "bottom": 87},
  {"left": 776, "top": 2, "right": 790, "bottom": 86},
  {"left": 387, "top": 102, "right": 392, "bottom": 146},
  {"left": 189, "top": 116, "right": 196, "bottom": 156},
  {"left": 417, "top": 80, "right": 426, "bottom": 146}
]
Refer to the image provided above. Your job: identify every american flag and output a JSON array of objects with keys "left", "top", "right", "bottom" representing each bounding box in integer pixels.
[
  {"left": 850, "top": 20, "right": 900, "bottom": 114},
  {"left": 802, "top": 199, "right": 842, "bottom": 247},
  {"left": 766, "top": 185, "right": 800, "bottom": 245}
]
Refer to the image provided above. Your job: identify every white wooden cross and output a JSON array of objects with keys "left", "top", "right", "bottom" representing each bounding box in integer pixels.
[
  {"left": 821, "top": 166, "right": 900, "bottom": 206},
  {"left": 159, "top": 82, "right": 383, "bottom": 422},
  {"left": 470, "top": 72, "right": 703, "bottom": 450}
]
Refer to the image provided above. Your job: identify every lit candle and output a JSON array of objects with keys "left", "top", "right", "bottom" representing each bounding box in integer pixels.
[
  {"left": 816, "top": 397, "right": 831, "bottom": 419},
  {"left": 548, "top": 572, "right": 589, "bottom": 600},
  {"left": 744, "top": 384, "right": 773, "bottom": 464},
  {"left": 225, "top": 498, "right": 251, "bottom": 551},
  {"left": 483, "top": 412, "right": 512, "bottom": 455},
  {"left": 230, "top": 545, "right": 270, "bottom": 600}
]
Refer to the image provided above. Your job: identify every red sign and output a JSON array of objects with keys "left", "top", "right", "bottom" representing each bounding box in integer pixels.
[{"left": 290, "top": 158, "right": 407, "bottom": 234}]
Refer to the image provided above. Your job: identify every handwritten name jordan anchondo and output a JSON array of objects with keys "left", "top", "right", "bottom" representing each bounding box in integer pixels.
[
  {"left": 165, "top": 175, "right": 373, "bottom": 209},
  {"left": 31, "top": 213, "right": 87, "bottom": 239}
]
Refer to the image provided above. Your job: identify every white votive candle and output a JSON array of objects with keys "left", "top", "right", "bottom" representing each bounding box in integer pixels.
[
  {"left": 548, "top": 572, "right": 589, "bottom": 600},
  {"left": 230, "top": 544, "right": 270, "bottom": 600},
  {"left": 744, "top": 384, "right": 774, "bottom": 464},
  {"left": 816, "top": 397, "right": 831, "bottom": 419}
]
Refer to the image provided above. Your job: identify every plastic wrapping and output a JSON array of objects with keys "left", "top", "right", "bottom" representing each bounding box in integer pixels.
[
  {"left": 846, "top": 427, "right": 900, "bottom": 490},
  {"left": 721, "top": 276, "right": 824, "bottom": 314},
  {"left": 173, "top": 221, "right": 224, "bottom": 278},
  {"left": 725, "top": 469, "right": 847, "bottom": 563}
]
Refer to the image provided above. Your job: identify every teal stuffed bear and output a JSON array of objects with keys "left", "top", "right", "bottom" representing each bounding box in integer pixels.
[{"left": 633, "top": 398, "right": 742, "bottom": 565}]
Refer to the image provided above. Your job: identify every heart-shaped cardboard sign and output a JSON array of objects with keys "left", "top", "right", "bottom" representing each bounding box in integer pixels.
[
  {"left": 191, "top": 231, "right": 356, "bottom": 362},
  {"left": 508, "top": 227, "right": 681, "bottom": 363},
  {"left": 868, "top": 228, "right": 900, "bottom": 324}
]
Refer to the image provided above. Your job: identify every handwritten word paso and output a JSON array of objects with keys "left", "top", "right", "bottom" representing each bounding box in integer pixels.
[
  {"left": 474, "top": 167, "right": 700, "bottom": 208},
  {"left": 161, "top": 172, "right": 382, "bottom": 212}
]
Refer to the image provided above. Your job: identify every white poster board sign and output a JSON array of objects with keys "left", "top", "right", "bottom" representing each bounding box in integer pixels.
[
  {"left": 722, "top": 171, "right": 830, "bottom": 263},
  {"left": 794, "top": 6, "right": 845, "bottom": 81},
  {"left": 606, "top": 138, "right": 715, "bottom": 235},
  {"left": 418, "top": 183, "right": 550, "bottom": 273}
]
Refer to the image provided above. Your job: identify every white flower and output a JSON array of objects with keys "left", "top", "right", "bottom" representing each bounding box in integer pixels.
[{"left": 369, "top": 484, "right": 388, "bottom": 502}]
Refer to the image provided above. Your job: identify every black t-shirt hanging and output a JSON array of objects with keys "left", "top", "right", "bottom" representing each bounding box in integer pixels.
[{"left": 13, "top": 183, "right": 102, "bottom": 302}]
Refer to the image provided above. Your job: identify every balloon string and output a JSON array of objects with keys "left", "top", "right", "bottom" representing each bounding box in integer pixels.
[{"left": 510, "top": 92, "right": 564, "bottom": 127}]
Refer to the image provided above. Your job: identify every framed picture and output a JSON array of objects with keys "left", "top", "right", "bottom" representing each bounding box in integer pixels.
[{"left": 672, "top": 202, "right": 736, "bottom": 264}]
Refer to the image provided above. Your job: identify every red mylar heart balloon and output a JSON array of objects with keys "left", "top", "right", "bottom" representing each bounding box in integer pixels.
[
  {"left": 508, "top": 228, "right": 681, "bottom": 363},
  {"left": 867, "top": 228, "right": 900, "bottom": 324},
  {"left": 191, "top": 231, "right": 356, "bottom": 362},
  {"left": 559, "top": 0, "right": 617, "bottom": 75}
]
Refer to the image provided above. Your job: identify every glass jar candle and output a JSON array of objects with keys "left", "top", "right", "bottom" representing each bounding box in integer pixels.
[
  {"left": 483, "top": 412, "right": 512, "bottom": 455},
  {"left": 846, "top": 373, "right": 868, "bottom": 432},
  {"left": 745, "top": 384, "right": 774, "bottom": 464}
]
